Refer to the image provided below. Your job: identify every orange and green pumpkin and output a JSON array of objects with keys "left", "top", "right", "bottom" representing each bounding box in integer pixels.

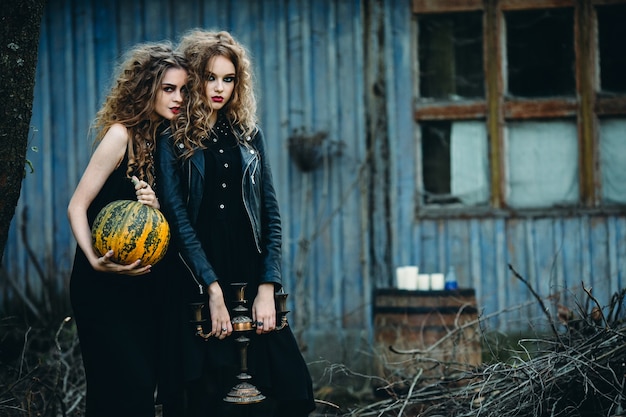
[{"left": 91, "top": 200, "right": 170, "bottom": 266}]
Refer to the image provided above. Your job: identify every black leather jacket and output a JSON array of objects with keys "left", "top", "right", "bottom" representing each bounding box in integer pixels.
[{"left": 156, "top": 126, "right": 282, "bottom": 293}]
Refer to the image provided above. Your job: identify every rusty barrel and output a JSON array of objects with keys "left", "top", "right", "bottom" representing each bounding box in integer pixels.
[{"left": 372, "top": 288, "right": 481, "bottom": 389}]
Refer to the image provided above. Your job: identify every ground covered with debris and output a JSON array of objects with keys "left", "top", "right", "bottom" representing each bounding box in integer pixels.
[
  {"left": 334, "top": 266, "right": 626, "bottom": 416},
  {"left": 2, "top": 264, "right": 626, "bottom": 416}
]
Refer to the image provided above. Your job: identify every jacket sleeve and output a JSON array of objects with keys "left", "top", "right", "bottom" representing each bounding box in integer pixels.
[
  {"left": 255, "top": 128, "right": 283, "bottom": 288},
  {"left": 156, "top": 131, "right": 218, "bottom": 289}
]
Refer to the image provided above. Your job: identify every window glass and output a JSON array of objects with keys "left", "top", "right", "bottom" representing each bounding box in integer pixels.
[
  {"left": 418, "top": 12, "right": 484, "bottom": 100},
  {"left": 422, "top": 122, "right": 453, "bottom": 203},
  {"left": 450, "top": 121, "right": 490, "bottom": 205},
  {"left": 506, "top": 8, "right": 575, "bottom": 98},
  {"left": 599, "top": 118, "right": 626, "bottom": 204},
  {"left": 597, "top": 4, "right": 626, "bottom": 94},
  {"left": 505, "top": 121, "right": 579, "bottom": 208},
  {"left": 421, "top": 121, "right": 489, "bottom": 205}
]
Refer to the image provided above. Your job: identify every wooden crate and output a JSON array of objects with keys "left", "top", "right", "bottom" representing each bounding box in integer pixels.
[{"left": 372, "top": 288, "right": 481, "bottom": 388}]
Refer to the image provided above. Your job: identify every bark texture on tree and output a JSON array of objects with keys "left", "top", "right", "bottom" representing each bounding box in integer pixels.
[{"left": 0, "top": 0, "right": 46, "bottom": 264}]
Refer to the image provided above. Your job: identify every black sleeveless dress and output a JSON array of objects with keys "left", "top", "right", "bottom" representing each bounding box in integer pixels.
[
  {"left": 69, "top": 156, "right": 168, "bottom": 417},
  {"left": 162, "top": 116, "right": 315, "bottom": 417}
]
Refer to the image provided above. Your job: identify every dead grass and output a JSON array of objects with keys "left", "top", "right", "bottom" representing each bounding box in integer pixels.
[{"left": 2, "top": 264, "right": 625, "bottom": 416}]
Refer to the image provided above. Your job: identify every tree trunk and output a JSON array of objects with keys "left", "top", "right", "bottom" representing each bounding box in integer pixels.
[{"left": 0, "top": 0, "right": 46, "bottom": 264}]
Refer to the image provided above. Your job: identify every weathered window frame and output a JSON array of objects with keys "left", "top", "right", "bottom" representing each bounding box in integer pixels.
[{"left": 413, "top": 0, "right": 626, "bottom": 216}]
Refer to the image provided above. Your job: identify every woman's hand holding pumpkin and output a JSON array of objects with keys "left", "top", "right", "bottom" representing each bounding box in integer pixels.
[
  {"left": 132, "top": 176, "right": 160, "bottom": 209},
  {"left": 91, "top": 249, "right": 152, "bottom": 276}
]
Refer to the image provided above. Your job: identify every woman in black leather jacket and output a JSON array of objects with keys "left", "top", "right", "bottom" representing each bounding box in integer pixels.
[{"left": 156, "top": 30, "right": 315, "bottom": 417}]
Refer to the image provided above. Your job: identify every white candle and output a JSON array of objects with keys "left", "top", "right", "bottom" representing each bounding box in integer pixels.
[
  {"left": 430, "top": 273, "right": 445, "bottom": 290},
  {"left": 396, "top": 266, "right": 419, "bottom": 289},
  {"left": 417, "top": 273, "right": 430, "bottom": 290},
  {"left": 396, "top": 267, "right": 410, "bottom": 289},
  {"left": 405, "top": 266, "right": 419, "bottom": 290}
]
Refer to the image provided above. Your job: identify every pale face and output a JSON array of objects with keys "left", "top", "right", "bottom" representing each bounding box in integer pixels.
[
  {"left": 155, "top": 67, "right": 187, "bottom": 120},
  {"left": 204, "top": 55, "right": 236, "bottom": 117}
]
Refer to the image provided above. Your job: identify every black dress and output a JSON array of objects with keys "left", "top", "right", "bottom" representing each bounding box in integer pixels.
[
  {"left": 168, "top": 116, "right": 315, "bottom": 417},
  {"left": 69, "top": 156, "right": 167, "bottom": 417}
]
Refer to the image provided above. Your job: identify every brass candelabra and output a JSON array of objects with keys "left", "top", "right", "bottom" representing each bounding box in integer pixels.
[
  {"left": 223, "top": 282, "right": 265, "bottom": 404},
  {"left": 188, "top": 282, "right": 291, "bottom": 404}
]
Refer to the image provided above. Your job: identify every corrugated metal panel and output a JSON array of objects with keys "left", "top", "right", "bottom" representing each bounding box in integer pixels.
[
  {"left": 402, "top": 216, "right": 626, "bottom": 331},
  {"left": 2, "top": 0, "right": 370, "bottom": 364},
  {"left": 380, "top": 0, "right": 626, "bottom": 336},
  {"left": 2, "top": 0, "right": 625, "bottom": 373}
]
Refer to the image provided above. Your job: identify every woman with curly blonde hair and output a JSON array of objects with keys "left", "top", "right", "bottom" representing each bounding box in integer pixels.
[
  {"left": 172, "top": 29, "right": 257, "bottom": 156},
  {"left": 68, "top": 41, "right": 187, "bottom": 417},
  {"left": 156, "top": 30, "right": 315, "bottom": 417}
]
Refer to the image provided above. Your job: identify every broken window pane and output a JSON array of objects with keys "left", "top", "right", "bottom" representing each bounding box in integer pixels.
[
  {"left": 506, "top": 8, "right": 575, "bottom": 98},
  {"left": 599, "top": 118, "right": 626, "bottom": 204},
  {"left": 418, "top": 12, "right": 484, "bottom": 100},
  {"left": 505, "top": 121, "right": 579, "bottom": 208},
  {"left": 421, "top": 121, "right": 489, "bottom": 205},
  {"left": 597, "top": 4, "right": 626, "bottom": 94},
  {"left": 422, "top": 122, "right": 453, "bottom": 203}
]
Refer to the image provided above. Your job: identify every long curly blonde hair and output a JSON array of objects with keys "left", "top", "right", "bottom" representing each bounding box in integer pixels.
[
  {"left": 173, "top": 30, "right": 257, "bottom": 160},
  {"left": 91, "top": 42, "right": 187, "bottom": 186}
]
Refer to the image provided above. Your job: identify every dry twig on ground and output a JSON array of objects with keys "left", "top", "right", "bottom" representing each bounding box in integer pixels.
[{"left": 343, "top": 266, "right": 626, "bottom": 417}]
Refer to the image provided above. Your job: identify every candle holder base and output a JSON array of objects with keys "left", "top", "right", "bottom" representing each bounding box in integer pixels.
[{"left": 223, "top": 381, "right": 266, "bottom": 404}]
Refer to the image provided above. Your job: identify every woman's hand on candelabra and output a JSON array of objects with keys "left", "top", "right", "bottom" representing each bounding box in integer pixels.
[
  {"left": 208, "top": 282, "right": 232, "bottom": 339},
  {"left": 252, "top": 283, "right": 277, "bottom": 334}
]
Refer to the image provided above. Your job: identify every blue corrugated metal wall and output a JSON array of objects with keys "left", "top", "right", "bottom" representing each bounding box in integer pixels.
[
  {"left": 3, "top": 0, "right": 371, "bottom": 371},
  {"left": 379, "top": 0, "right": 626, "bottom": 334},
  {"left": 3, "top": 0, "right": 625, "bottom": 374}
]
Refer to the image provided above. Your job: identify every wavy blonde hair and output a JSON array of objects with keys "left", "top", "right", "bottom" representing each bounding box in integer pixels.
[
  {"left": 173, "top": 30, "right": 257, "bottom": 159},
  {"left": 91, "top": 42, "right": 187, "bottom": 186}
]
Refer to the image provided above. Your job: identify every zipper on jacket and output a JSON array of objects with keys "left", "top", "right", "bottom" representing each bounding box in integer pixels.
[
  {"left": 241, "top": 155, "right": 262, "bottom": 253},
  {"left": 186, "top": 160, "right": 192, "bottom": 206},
  {"left": 182, "top": 159, "right": 203, "bottom": 294},
  {"left": 250, "top": 158, "right": 258, "bottom": 185},
  {"left": 178, "top": 252, "right": 204, "bottom": 295}
]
